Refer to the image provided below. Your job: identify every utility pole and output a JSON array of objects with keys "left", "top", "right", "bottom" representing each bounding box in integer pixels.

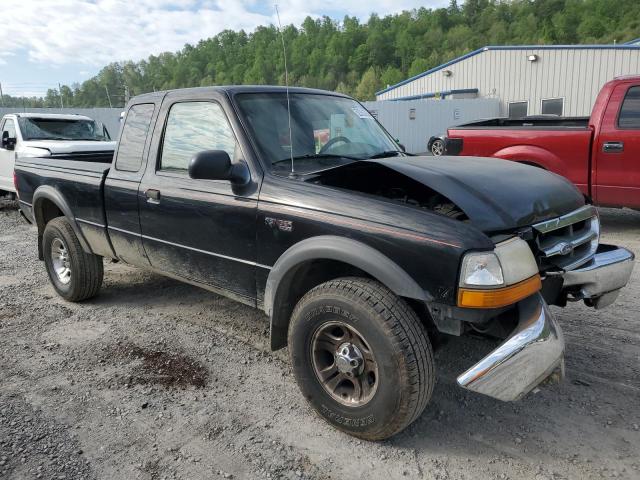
[
  {"left": 58, "top": 83, "right": 64, "bottom": 108},
  {"left": 104, "top": 85, "right": 113, "bottom": 108},
  {"left": 124, "top": 84, "right": 130, "bottom": 104},
  {"left": 0, "top": 82, "right": 4, "bottom": 107}
]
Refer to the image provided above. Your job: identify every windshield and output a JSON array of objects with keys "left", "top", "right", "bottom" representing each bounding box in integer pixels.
[
  {"left": 236, "top": 93, "right": 401, "bottom": 174},
  {"left": 19, "top": 118, "right": 111, "bottom": 141}
]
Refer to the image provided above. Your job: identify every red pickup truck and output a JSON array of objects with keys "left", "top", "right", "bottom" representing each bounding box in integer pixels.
[{"left": 446, "top": 76, "right": 640, "bottom": 209}]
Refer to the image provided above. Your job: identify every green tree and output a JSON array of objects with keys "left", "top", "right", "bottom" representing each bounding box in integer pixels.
[
  {"left": 380, "top": 66, "right": 404, "bottom": 89},
  {"left": 355, "top": 67, "right": 380, "bottom": 100}
]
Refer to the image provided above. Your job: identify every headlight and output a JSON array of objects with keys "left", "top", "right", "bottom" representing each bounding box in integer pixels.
[
  {"left": 458, "top": 238, "right": 541, "bottom": 308},
  {"left": 16, "top": 147, "right": 51, "bottom": 159},
  {"left": 460, "top": 252, "right": 504, "bottom": 287}
]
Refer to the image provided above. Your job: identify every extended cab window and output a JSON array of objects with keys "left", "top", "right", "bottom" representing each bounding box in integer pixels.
[
  {"left": 115, "top": 104, "right": 155, "bottom": 172},
  {"left": 160, "top": 102, "right": 237, "bottom": 172},
  {"left": 618, "top": 86, "right": 640, "bottom": 129}
]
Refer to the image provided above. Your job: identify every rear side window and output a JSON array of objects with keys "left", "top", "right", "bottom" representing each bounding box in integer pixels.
[
  {"left": 159, "top": 102, "right": 238, "bottom": 172},
  {"left": 618, "top": 86, "right": 640, "bottom": 129},
  {"left": 115, "top": 104, "right": 155, "bottom": 172}
]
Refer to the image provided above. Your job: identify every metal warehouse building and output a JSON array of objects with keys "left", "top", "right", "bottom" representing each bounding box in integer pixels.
[{"left": 376, "top": 41, "right": 640, "bottom": 117}]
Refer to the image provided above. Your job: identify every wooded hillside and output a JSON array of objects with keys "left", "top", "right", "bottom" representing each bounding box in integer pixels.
[{"left": 4, "top": 0, "right": 639, "bottom": 107}]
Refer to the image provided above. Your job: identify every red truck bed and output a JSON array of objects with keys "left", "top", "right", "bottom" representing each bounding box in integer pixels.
[{"left": 446, "top": 76, "right": 640, "bottom": 209}]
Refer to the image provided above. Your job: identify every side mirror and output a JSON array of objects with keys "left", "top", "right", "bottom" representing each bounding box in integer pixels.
[
  {"left": 188, "top": 150, "right": 250, "bottom": 185},
  {"left": 398, "top": 143, "right": 406, "bottom": 152},
  {"left": 1, "top": 131, "right": 16, "bottom": 151}
]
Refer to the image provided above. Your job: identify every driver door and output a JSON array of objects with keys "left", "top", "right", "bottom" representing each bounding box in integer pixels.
[
  {"left": 0, "top": 119, "right": 17, "bottom": 192},
  {"left": 138, "top": 93, "right": 260, "bottom": 302}
]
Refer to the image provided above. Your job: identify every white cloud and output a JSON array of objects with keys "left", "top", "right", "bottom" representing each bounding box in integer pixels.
[{"left": 0, "top": 0, "right": 446, "bottom": 68}]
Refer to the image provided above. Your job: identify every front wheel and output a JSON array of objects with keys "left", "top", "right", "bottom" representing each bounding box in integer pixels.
[
  {"left": 43, "top": 217, "right": 104, "bottom": 301},
  {"left": 288, "top": 277, "right": 435, "bottom": 440}
]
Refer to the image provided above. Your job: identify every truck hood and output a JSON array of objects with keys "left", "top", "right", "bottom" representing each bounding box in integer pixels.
[
  {"left": 369, "top": 155, "right": 585, "bottom": 232},
  {"left": 20, "top": 140, "right": 116, "bottom": 153}
]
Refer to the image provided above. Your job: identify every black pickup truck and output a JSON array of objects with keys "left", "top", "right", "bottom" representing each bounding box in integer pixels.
[{"left": 15, "top": 86, "right": 634, "bottom": 440}]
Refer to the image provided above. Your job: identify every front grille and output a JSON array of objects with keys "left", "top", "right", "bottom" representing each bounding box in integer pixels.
[{"left": 532, "top": 205, "right": 599, "bottom": 271}]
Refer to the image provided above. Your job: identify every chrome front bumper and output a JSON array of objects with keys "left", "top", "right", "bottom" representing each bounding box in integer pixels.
[
  {"left": 457, "top": 294, "right": 564, "bottom": 401},
  {"left": 560, "top": 244, "right": 635, "bottom": 309},
  {"left": 456, "top": 244, "right": 634, "bottom": 402}
]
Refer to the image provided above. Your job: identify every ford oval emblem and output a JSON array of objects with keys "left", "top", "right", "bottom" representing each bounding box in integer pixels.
[{"left": 558, "top": 242, "right": 573, "bottom": 255}]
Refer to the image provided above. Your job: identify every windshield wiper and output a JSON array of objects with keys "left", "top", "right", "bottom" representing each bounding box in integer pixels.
[
  {"left": 368, "top": 150, "right": 403, "bottom": 159},
  {"left": 273, "top": 153, "right": 361, "bottom": 165}
]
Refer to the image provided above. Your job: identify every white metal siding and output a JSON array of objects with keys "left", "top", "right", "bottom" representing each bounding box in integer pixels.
[
  {"left": 377, "top": 48, "right": 640, "bottom": 116},
  {"left": 363, "top": 98, "right": 500, "bottom": 153}
]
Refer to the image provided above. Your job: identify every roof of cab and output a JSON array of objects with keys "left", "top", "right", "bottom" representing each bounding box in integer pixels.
[
  {"left": 130, "top": 85, "right": 350, "bottom": 103},
  {"left": 6, "top": 112, "right": 95, "bottom": 121}
]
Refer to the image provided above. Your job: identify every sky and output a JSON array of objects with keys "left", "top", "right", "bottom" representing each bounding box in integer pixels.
[{"left": 0, "top": 0, "right": 448, "bottom": 98}]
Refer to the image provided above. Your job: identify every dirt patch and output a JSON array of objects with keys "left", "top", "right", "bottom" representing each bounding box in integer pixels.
[{"left": 108, "top": 342, "right": 208, "bottom": 389}]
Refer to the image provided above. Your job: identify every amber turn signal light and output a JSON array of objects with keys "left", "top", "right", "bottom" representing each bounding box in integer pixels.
[{"left": 457, "top": 274, "right": 542, "bottom": 309}]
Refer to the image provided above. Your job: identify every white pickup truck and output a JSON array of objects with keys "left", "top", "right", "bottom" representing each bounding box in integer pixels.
[{"left": 0, "top": 113, "right": 117, "bottom": 197}]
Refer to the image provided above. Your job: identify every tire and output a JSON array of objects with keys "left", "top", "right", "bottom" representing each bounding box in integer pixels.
[
  {"left": 288, "top": 277, "right": 435, "bottom": 440},
  {"left": 42, "top": 217, "right": 103, "bottom": 301},
  {"left": 430, "top": 139, "right": 445, "bottom": 156}
]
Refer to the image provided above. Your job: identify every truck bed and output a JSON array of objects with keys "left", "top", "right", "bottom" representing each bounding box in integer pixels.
[
  {"left": 15, "top": 156, "right": 113, "bottom": 258},
  {"left": 447, "top": 121, "right": 594, "bottom": 195},
  {"left": 455, "top": 116, "right": 590, "bottom": 129},
  {"left": 16, "top": 157, "right": 111, "bottom": 175}
]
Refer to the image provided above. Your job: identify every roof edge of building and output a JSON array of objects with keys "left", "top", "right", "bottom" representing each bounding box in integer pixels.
[
  {"left": 381, "top": 88, "right": 479, "bottom": 102},
  {"left": 376, "top": 43, "right": 640, "bottom": 96}
]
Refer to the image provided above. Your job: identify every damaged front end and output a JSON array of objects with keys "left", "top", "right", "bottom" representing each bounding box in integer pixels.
[
  {"left": 308, "top": 158, "right": 633, "bottom": 402},
  {"left": 454, "top": 206, "right": 633, "bottom": 402},
  {"left": 457, "top": 293, "right": 564, "bottom": 401}
]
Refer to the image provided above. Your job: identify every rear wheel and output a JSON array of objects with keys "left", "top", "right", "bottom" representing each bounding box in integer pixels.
[
  {"left": 43, "top": 217, "right": 103, "bottom": 301},
  {"left": 430, "top": 138, "right": 445, "bottom": 156},
  {"left": 288, "top": 277, "right": 435, "bottom": 440}
]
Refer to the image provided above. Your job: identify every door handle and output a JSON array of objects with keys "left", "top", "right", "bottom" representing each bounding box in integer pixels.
[
  {"left": 603, "top": 141, "right": 624, "bottom": 153},
  {"left": 145, "top": 189, "right": 161, "bottom": 204}
]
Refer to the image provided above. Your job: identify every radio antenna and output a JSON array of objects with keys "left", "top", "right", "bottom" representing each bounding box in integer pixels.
[{"left": 275, "top": 4, "right": 295, "bottom": 176}]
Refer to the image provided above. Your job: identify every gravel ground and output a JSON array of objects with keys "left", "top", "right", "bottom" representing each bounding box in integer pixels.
[{"left": 0, "top": 198, "right": 639, "bottom": 480}]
